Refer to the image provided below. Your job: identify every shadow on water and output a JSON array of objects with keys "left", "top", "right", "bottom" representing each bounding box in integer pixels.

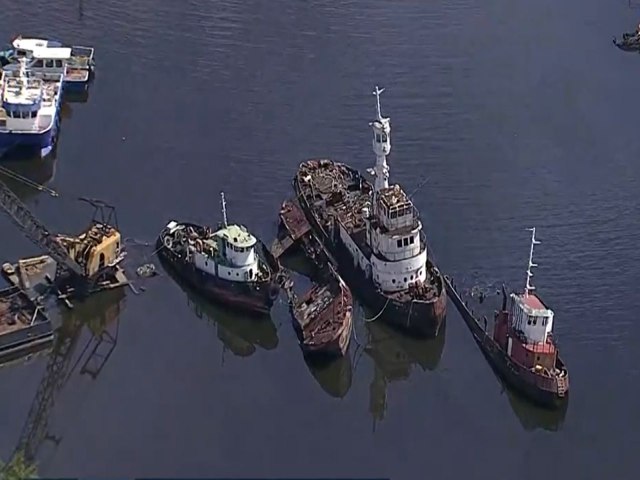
[
  {"left": 363, "top": 316, "right": 447, "bottom": 425},
  {"left": 455, "top": 280, "right": 568, "bottom": 432},
  {"left": 11, "top": 287, "right": 126, "bottom": 464},
  {"left": 157, "top": 257, "right": 279, "bottom": 357},
  {"left": 0, "top": 153, "right": 57, "bottom": 203}
]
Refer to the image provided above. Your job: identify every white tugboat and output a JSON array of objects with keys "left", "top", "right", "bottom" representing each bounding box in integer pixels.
[
  {"left": 157, "top": 192, "right": 281, "bottom": 314},
  {"left": 293, "top": 86, "right": 447, "bottom": 337},
  {"left": 0, "top": 57, "right": 63, "bottom": 159}
]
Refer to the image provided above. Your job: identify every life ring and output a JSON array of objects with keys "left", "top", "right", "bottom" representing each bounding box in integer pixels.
[{"left": 163, "top": 236, "right": 172, "bottom": 249}]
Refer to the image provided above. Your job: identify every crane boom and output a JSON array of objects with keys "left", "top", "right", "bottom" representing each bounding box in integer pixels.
[{"left": 0, "top": 179, "right": 84, "bottom": 277}]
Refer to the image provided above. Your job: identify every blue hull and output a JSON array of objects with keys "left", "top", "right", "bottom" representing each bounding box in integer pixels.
[{"left": 0, "top": 127, "right": 58, "bottom": 160}]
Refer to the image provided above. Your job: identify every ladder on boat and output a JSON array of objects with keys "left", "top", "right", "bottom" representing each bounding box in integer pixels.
[{"left": 556, "top": 375, "right": 568, "bottom": 397}]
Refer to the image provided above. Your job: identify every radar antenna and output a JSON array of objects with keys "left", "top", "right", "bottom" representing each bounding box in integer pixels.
[
  {"left": 220, "top": 192, "right": 228, "bottom": 227},
  {"left": 524, "top": 227, "right": 540, "bottom": 296}
]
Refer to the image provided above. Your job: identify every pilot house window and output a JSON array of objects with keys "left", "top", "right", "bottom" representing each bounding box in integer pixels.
[
  {"left": 409, "top": 236, "right": 415, "bottom": 244},
  {"left": 397, "top": 239, "right": 402, "bottom": 248}
]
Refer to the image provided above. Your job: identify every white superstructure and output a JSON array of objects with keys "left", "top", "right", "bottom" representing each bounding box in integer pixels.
[
  {"left": 355, "top": 86, "right": 429, "bottom": 293},
  {"left": 0, "top": 58, "right": 62, "bottom": 134}
]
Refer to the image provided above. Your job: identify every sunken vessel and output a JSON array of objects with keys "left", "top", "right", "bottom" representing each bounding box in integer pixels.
[
  {"left": 282, "top": 263, "right": 353, "bottom": 357},
  {"left": 293, "top": 86, "right": 446, "bottom": 337},
  {"left": 274, "top": 199, "right": 353, "bottom": 357},
  {"left": 157, "top": 192, "right": 280, "bottom": 314},
  {"left": 445, "top": 228, "right": 569, "bottom": 408}
]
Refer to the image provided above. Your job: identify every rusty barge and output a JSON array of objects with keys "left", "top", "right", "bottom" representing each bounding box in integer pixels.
[
  {"left": 444, "top": 228, "right": 569, "bottom": 409},
  {"left": 292, "top": 87, "right": 446, "bottom": 337},
  {"left": 0, "top": 285, "right": 52, "bottom": 364},
  {"left": 273, "top": 199, "right": 353, "bottom": 357}
]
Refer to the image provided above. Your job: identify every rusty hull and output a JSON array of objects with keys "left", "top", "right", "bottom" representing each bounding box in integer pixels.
[{"left": 286, "top": 271, "right": 353, "bottom": 357}]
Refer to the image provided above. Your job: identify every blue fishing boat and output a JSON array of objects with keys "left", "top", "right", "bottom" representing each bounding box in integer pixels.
[{"left": 0, "top": 58, "right": 63, "bottom": 159}]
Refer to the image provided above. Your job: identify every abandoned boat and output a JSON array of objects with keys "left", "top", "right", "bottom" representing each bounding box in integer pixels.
[
  {"left": 444, "top": 228, "right": 569, "bottom": 409},
  {"left": 283, "top": 263, "right": 352, "bottom": 357},
  {"left": 293, "top": 86, "right": 446, "bottom": 337},
  {"left": 157, "top": 192, "right": 280, "bottom": 314},
  {"left": 0, "top": 58, "right": 63, "bottom": 159}
]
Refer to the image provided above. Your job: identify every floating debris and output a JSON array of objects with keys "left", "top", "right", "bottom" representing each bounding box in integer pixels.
[{"left": 136, "top": 263, "right": 157, "bottom": 278}]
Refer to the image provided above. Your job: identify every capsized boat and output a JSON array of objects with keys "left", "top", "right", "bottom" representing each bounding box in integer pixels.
[
  {"left": 156, "top": 192, "right": 281, "bottom": 314},
  {"left": 0, "top": 58, "right": 63, "bottom": 159},
  {"left": 444, "top": 228, "right": 569, "bottom": 409}
]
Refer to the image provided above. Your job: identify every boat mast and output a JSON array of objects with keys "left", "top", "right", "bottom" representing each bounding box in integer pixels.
[
  {"left": 369, "top": 86, "right": 391, "bottom": 193},
  {"left": 220, "top": 191, "right": 228, "bottom": 227},
  {"left": 524, "top": 227, "right": 540, "bottom": 296}
]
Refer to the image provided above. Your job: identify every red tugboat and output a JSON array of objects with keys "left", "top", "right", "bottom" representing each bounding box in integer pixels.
[{"left": 445, "top": 228, "right": 569, "bottom": 408}]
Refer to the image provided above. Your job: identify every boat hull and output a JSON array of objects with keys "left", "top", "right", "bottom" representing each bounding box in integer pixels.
[
  {"left": 293, "top": 163, "right": 447, "bottom": 337},
  {"left": 0, "top": 122, "right": 59, "bottom": 160},
  {"left": 156, "top": 237, "right": 279, "bottom": 315},
  {"left": 445, "top": 276, "right": 569, "bottom": 409},
  {"left": 293, "top": 315, "right": 352, "bottom": 358}
]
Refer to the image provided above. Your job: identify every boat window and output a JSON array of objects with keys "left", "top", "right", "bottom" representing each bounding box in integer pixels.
[
  {"left": 249, "top": 268, "right": 253, "bottom": 279},
  {"left": 409, "top": 236, "right": 415, "bottom": 244},
  {"left": 382, "top": 133, "right": 387, "bottom": 142},
  {"left": 32, "top": 60, "right": 44, "bottom": 68},
  {"left": 542, "top": 317, "right": 547, "bottom": 326},
  {"left": 396, "top": 239, "right": 402, "bottom": 248},
  {"left": 391, "top": 279, "right": 396, "bottom": 284},
  {"left": 45, "top": 59, "right": 54, "bottom": 68},
  {"left": 31, "top": 110, "right": 37, "bottom": 118},
  {"left": 54, "top": 59, "right": 63, "bottom": 68},
  {"left": 375, "top": 134, "right": 381, "bottom": 143}
]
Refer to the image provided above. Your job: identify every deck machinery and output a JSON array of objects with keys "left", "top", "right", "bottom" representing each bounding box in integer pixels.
[{"left": 0, "top": 176, "right": 128, "bottom": 305}]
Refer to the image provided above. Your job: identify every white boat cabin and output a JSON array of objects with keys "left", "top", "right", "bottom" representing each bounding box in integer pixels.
[
  {"left": 193, "top": 224, "right": 261, "bottom": 282},
  {"left": 5, "top": 37, "right": 94, "bottom": 79},
  {"left": 0, "top": 59, "right": 59, "bottom": 132}
]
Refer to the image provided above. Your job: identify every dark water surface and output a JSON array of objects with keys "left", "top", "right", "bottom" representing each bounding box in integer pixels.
[{"left": 1, "top": 0, "right": 640, "bottom": 478}]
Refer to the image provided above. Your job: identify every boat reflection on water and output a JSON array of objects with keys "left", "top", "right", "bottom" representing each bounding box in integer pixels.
[
  {"left": 162, "top": 263, "right": 279, "bottom": 357},
  {"left": 506, "top": 387, "right": 568, "bottom": 432},
  {"left": 63, "top": 87, "right": 90, "bottom": 104},
  {"left": 12, "top": 288, "right": 127, "bottom": 464},
  {"left": 0, "top": 152, "right": 57, "bottom": 203},
  {"left": 304, "top": 354, "right": 353, "bottom": 399},
  {"left": 363, "top": 313, "right": 446, "bottom": 425}
]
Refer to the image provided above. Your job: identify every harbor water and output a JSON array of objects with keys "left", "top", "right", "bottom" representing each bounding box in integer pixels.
[{"left": 0, "top": 0, "right": 639, "bottom": 478}]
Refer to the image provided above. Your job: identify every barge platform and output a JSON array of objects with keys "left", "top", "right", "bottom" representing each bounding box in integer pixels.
[{"left": 0, "top": 285, "right": 53, "bottom": 364}]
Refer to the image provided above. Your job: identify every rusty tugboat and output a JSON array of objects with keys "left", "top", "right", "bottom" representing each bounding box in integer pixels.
[
  {"left": 445, "top": 228, "right": 569, "bottom": 408},
  {"left": 156, "top": 192, "right": 280, "bottom": 315},
  {"left": 273, "top": 199, "right": 353, "bottom": 357},
  {"left": 293, "top": 86, "right": 446, "bottom": 337}
]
